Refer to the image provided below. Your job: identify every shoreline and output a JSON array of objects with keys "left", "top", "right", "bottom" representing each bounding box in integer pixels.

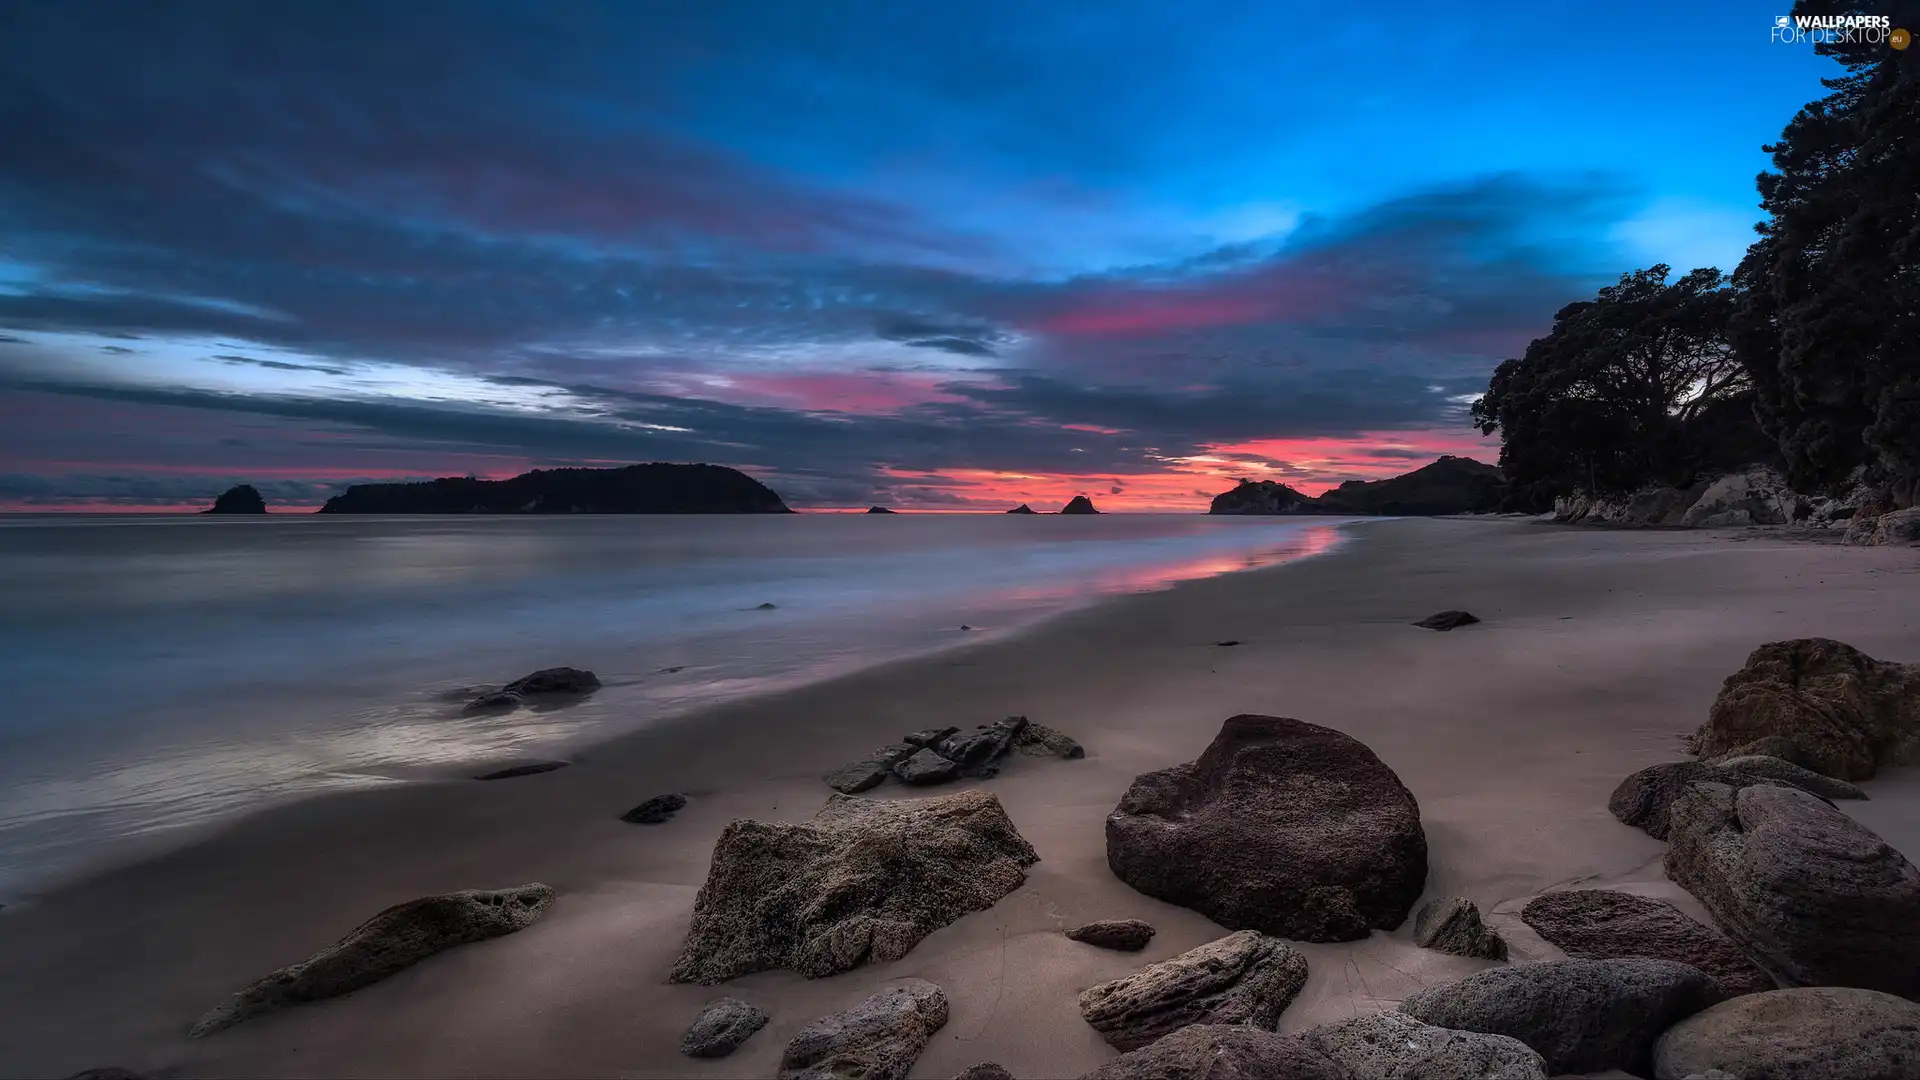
[{"left": 3, "top": 518, "right": 1917, "bottom": 1078}]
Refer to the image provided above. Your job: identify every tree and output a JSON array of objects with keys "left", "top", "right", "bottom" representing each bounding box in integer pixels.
[
  {"left": 1733, "top": 0, "right": 1920, "bottom": 501},
  {"left": 1471, "top": 265, "right": 1754, "bottom": 509}
]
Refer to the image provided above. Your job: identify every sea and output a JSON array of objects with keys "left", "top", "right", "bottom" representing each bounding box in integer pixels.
[{"left": 0, "top": 512, "right": 1348, "bottom": 897}]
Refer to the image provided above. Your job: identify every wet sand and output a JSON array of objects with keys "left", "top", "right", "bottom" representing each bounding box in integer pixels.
[{"left": 3, "top": 517, "right": 1917, "bottom": 1079}]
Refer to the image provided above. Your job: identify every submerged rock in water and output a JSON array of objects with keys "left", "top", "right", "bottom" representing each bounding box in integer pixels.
[
  {"left": 670, "top": 789, "right": 1037, "bottom": 983},
  {"left": 1078, "top": 930, "right": 1309, "bottom": 1051},
  {"left": 462, "top": 689, "right": 524, "bottom": 715},
  {"left": 1664, "top": 781, "right": 1920, "bottom": 998},
  {"left": 621, "top": 793, "right": 688, "bottom": 824},
  {"left": 680, "top": 997, "right": 769, "bottom": 1058},
  {"left": 503, "top": 666, "right": 600, "bottom": 696},
  {"left": 1064, "top": 918, "right": 1155, "bottom": 951},
  {"left": 1414, "top": 610, "right": 1480, "bottom": 631},
  {"left": 1413, "top": 895, "right": 1507, "bottom": 959},
  {"left": 190, "top": 884, "right": 556, "bottom": 1036},
  {"left": 778, "top": 980, "right": 948, "bottom": 1080},
  {"left": 1520, "top": 889, "right": 1774, "bottom": 997},
  {"left": 1105, "top": 714, "right": 1427, "bottom": 941}
]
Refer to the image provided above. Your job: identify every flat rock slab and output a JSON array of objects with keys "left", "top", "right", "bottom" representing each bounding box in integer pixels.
[
  {"left": 1064, "top": 918, "right": 1155, "bottom": 951},
  {"left": 1712, "top": 754, "right": 1867, "bottom": 800},
  {"left": 1688, "top": 638, "right": 1920, "bottom": 780},
  {"left": 1607, "top": 761, "right": 1804, "bottom": 840},
  {"left": 1399, "top": 957, "right": 1724, "bottom": 1076},
  {"left": 190, "top": 884, "right": 555, "bottom": 1037},
  {"left": 1106, "top": 714, "right": 1427, "bottom": 941},
  {"left": 1521, "top": 890, "right": 1774, "bottom": 997},
  {"left": 1413, "top": 895, "right": 1507, "bottom": 959},
  {"left": 1653, "top": 986, "right": 1920, "bottom": 1080},
  {"left": 621, "top": 792, "right": 688, "bottom": 824},
  {"left": 680, "top": 997, "right": 768, "bottom": 1058},
  {"left": 1078, "top": 930, "right": 1308, "bottom": 1051},
  {"left": 1302, "top": 1010, "right": 1547, "bottom": 1079},
  {"left": 670, "top": 789, "right": 1038, "bottom": 983},
  {"left": 1664, "top": 781, "right": 1920, "bottom": 997},
  {"left": 1414, "top": 610, "right": 1480, "bottom": 631},
  {"left": 778, "top": 980, "right": 948, "bottom": 1080},
  {"left": 1077, "top": 1024, "right": 1345, "bottom": 1080}
]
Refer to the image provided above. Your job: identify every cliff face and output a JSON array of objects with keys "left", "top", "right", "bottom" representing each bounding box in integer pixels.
[
  {"left": 203, "top": 484, "right": 268, "bottom": 514},
  {"left": 1207, "top": 457, "right": 1504, "bottom": 516},
  {"left": 318, "top": 464, "right": 793, "bottom": 514}
]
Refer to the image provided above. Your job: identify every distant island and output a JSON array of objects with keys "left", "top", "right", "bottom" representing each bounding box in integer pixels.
[
  {"left": 1060, "top": 495, "right": 1100, "bottom": 514},
  {"left": 203, "top": 484, "right": 267, "bottom": 514},
  {"left": 318, "top": 464, "right": 793, "bottom": 514},
  {"left": 1210, "top": 456, "right": 1505, "bottom": 516},
  {"left": 1007, "top": 503, "right": 1038, "bottom": 515},
  {"left": 865, "top": 506, "right": 896, "bottom": 514}
]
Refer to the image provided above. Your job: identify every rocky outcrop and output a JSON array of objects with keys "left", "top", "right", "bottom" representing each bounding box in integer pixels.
[
  {"left": 823, "top": 718, "right": 1076, "bottom": 794},
  {"left": 1077, "top": 1024, "right": 1345, "bottom": 1080},
  {"left": 1064, "top": 919, "right": 1155, "bottom": 951},
  {"left": 1413, "top": 896, "right": 1507, "bottom": 960},
  {"left": 669, "top": 790, "right": 1038, "bottom": 984},
  {"left": 1060, "top": 495, "right": 1100, "bottom": 514},
  {"left": 1209, "top": 479, "right": 1317, "bottom": 515},
  {"left": 462, "top": 666, "right": 601, "bottom": 715},
  {"left": 622, "top": 793, "right": 688, "bottom": 824},
  {"left": 1652, "top": 986, "right": 1920, "bottom": 1080},
  {"left": 1519, "top": 890, "right": 1773, "bottom": 996},
  {"left": 680, "top": 997, "right": 769, "bottom": 1058},
  {"left": 1555, "top": 484, "right": 1702, "bottom": 526},
  {"left": 1106, "top": 714, "right": 1426, "bottom": 941},
  {"left": 778, "top": 980, "right": 948, "bottom": 1080},
  {"left": 1413, "top": 610, "right": 1479, "bottom": 631},
  {"left": 1077, "top": 930, "right": 1309, "bottom": 1051},
  {"left": 1664, "top": 781, "right": 1920, "bottom": 997},
  {"left": 1713, "top": 754, "right": 1867, "bottom": 801},
  {"left": 1006, "top": 504, "right": 1037, "bottom": 514},
  {"left": 1607, "top": 761, "right": 1807, "bottom": 840},
  {"left": 1399, "top": 958, "right": 1724, "bottom": 1075},
  {"left": 190, "top": 884, "right": 556, "bottom": 1036},
  {"left": 203, "top": 484, "right": 267, "bottom": 514},
  {"left": 1846, "top": 506, "right": 1920, "bottom": 546},
  {"left": 1301, "top": 1011, "right": 1547, "bottom": 1079},
  {"left": 1688, "top": 638, "right": 1920, "bottom": 780},
  {"left": 319, "top": 463, "right": 793, "bottom": 514},
  {"left": 825, "top": 743, "right": 918, "bottom": 794},
  {"left": 1680, "top": 465, "right": 1803, "bottom": 527}
]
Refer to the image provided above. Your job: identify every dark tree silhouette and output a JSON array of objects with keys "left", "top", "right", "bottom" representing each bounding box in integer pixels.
[
  {"left": 1733, "top": 0, "right": 1920, "bottom": 501},
  {"left": 1472, "top": 265, "right": 1754, "bottom": 509}
]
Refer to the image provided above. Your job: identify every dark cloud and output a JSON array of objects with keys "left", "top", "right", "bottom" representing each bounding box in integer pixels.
[
  {"left": 0, "top": 335, "right": 30, "bottom": 344},
  {"left": 98, "top": 345, "right": 136, "bottom": 355},
  {"left": 214, "top": 354, "right": 349, "bottom": 376}
]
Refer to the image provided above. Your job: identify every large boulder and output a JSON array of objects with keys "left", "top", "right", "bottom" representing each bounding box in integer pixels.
[
  {"left": 1105, "top": 714, "right": 1427, "bottom": 941},
  {"left": 1607, "top": 761, "right": 1807, "bottom": 840},
  {"left": 1077, "top": 1024, "right": 1345, "bottom": 1080},
  {"left": 778, "top": 980, "right": 948, "bottom": 1080},
  {"left": 1653, "top": 986, "right": 1920, "bottom": 1080},
  {"left": 1713, "top": 754, "right": 1867, "bottom": 801},
  {"left": 1680, "top": 466, "right": 1801, "bottom": 527},
  {"left": 1520, "top": 890, "right": 1774, "bottom": 996},
  {"left": 189, "top": 884, "right": 555, "bottom": 1036},
  {"left": 1077, "top": 930, "right": 1309, "bottom": 1051},
  {"left": 670, "top": 789, "right": 1038, "bottom": 983},
  {"left": 1847, "top": 506, "right": 1920, "bottom": 546},
  {"left": 680, "top": 997, "right": 769, "bottom": 1058},
  {"left": 1412, "top": 896, "right": 1507, "bottom": 960},
  {"left": 1398, "top": 958, "right": 1725, "bottom": 1075},
  {"left": 1301, "top": 1011, "right": 1547, "bottom": 1079},
  {"left": 1664, "top": 781, "right": 1920, "bottom": 998},
  {"left": 1687, "top": 638, "right": 1920, "bottom": 781}
]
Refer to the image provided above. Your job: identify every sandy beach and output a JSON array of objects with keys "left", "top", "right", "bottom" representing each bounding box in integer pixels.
[{"left": 3, "top": 516, "right": 1918, "bottom": 1079}]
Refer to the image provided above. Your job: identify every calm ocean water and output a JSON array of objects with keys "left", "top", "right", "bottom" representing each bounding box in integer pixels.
[{"left": 0, "top": 512, "right": 1346, "bottom": 897}]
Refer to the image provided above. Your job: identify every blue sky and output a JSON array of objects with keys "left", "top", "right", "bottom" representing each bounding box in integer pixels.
[{"left": 0, "top": 0, "right": 1839, "bottom": 509}]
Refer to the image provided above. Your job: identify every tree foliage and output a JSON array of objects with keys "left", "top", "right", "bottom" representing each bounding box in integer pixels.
[
  {"left": 1471, "top": 265, "right": 1756, "bottom": 509},
  {"left": 1733, "top": 0, "right": 1920, "bottom": 500}
]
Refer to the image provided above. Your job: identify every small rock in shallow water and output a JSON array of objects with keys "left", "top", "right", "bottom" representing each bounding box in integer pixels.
[
  {"left": 778, "top": 980, "right": 948, "bottom": 1080},
  {"left": 1414, "top": 609, "right": 1480, "bottom": 631},
  {"left": 461, "top": 689, "right": 524, "bottom": 715},
  {"left": 1065, "top": 918, "right": 1155, "bottom": 951},
  {"left": 1414, "top": 895, "right": 1507, "bottom": 959},
  {"left": 190, "top": 884, "right": 555, "bottom": 1036},
  {"left": 474, "top": 761, "right": 568, "bottom": 781},
  {"left": 502, "top": 666, "right": 600, "bottom": 696},
  {"left": 621, "top": 793, "right": 688, "bottom": 824},
  {"left": 680, "top": 996, "right": 769, "bottom": 1058}
]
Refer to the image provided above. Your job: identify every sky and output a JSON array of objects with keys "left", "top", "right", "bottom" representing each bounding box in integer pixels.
[{"left": 0, "top": 1, "right": 1838, "bottom": 511}]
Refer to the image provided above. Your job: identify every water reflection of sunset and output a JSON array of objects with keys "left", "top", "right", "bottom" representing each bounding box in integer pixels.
[{"left": 992, "top": 522, "right": 1343, "bottom": 605}]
